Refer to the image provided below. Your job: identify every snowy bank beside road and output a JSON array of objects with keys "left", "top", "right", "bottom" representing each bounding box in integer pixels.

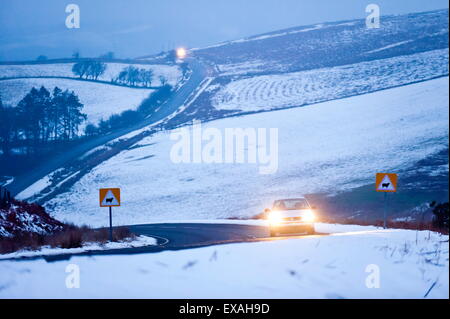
[
  {"left": 0, "top": 235, "right": 157, "bottom": 260},
  {"left": 0, "top": 225, "right": 447, "bottom": 298}
]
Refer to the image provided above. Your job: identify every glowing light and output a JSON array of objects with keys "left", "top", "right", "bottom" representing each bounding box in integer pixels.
[
  {"left": 268, "top": 211, "right": 282, "bottom": 225},
  {"left": 176, "top": 47, "right": 187, "bottom": 59},
  {"left": 302, "top": 210, "right": 315, "bottom": 222}
]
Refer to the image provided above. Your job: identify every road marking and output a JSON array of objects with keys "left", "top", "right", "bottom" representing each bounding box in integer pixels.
[{"left": 148, "top": 234, "right": 170, "bottom": 246}]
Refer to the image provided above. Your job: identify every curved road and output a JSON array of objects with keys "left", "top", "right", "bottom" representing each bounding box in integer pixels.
[
  {"left": 28, "top": 223, "right": 327, "bottom": 262},
  {"left": 8, "top": 58, "right": 210, "bottom": 196}
]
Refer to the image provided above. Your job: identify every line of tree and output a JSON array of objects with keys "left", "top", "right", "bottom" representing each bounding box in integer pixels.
[
  {"left": 0, "top": 87, "right": 86, "bottom": 156},
  {"left": 1, "top": 81, "right": 174, "bottom": 159},
  {"left": 71, "top": 61, "right": 169, "bottom": 88},
  {"left": 72, "top": 60, "right": 107, "bottom": 80},
  {"left": 113, "top": 66, "right": 154, "bottom": 87}
]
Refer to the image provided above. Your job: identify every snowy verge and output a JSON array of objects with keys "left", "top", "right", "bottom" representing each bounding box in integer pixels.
[
  {"left": 0, "top": 235, "right": 157, "bottom": 260},
  {"left": 0, "top": 225, "right": 447, "bottom": 298}
]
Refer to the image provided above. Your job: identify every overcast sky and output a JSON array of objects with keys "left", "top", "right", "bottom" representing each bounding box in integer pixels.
[{"left": 0, "top": 0, "right": 448, "bottom": 61}]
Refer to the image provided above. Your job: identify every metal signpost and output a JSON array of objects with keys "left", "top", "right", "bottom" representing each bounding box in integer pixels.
[
  {"left": 375, "top": 173, "right": 398, "bottom": 229},
  {"left": 99, "top": 188, "right": 121, "bottom": 241}
]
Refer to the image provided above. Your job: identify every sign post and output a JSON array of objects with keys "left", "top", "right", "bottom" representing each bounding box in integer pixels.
[
  {"left": 383, "top": 192, "right": 388, "bottom": 229},
  {"left": 99, "top": 188, "right": 121, "bottom": 241},
  {"left": 375, "top": 173, "right": 397, "bottom": 229},
  {"left": 109, "top": 206, "right": 113, "bottom": 241}
]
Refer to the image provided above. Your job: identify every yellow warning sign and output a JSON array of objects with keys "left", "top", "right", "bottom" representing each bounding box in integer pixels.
[
  {"left": 376, "top": 173, "right": 397, "bottom": 193},
  {"left": 99, "top": 188, "right": 121, "bottom": 207}
]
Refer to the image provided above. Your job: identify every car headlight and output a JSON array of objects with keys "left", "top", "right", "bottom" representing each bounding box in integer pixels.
[
  {"left": 302, "top": 210, "right": 315, "bottom": 222},
  {"left": 268, "top": 211, "right": 282, "bottom": 225}
]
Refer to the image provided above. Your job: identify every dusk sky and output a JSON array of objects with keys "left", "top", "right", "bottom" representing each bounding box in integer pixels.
[{"left": 0, "top": 0, "right": 448, "bottom": 61}]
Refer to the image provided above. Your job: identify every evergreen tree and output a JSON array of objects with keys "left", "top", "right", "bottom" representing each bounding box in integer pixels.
[
  {"left": 0, "top": 97, "right": 16, "bottom": 157},
  {"left": 65, "top": 90, "right": 86, "bottom": 139},
  {"left": 17, "top": 87, "right": 45, "bottom": 153},
  {"left": 36, "top": 86, "right": 52, "bottom": 143},
  {"left": 49, "top": 87, "right": 64, "bottom": 140}
]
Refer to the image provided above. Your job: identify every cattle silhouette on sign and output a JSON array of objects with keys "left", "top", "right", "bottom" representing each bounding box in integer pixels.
[
  {"left": 376, "top": 173, "right": 397, "bottom": 193},
  {"left": 99, "top": 188, "right": 121, "bottom": 207}
]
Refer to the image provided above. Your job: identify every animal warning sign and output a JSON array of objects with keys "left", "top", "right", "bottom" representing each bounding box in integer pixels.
[
  {"left": 99, "top": 188, "right": 121, "bottom": 207},
  {"left": 376, "top": 173, "right": 398, "bottom": 193}
]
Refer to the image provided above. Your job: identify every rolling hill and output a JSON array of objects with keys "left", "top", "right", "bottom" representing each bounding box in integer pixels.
[
  {"left": 8, "top": 9, "right": 449, "bottom": 225},
  {"left": 194, "top": 9, "right": 448, "bottom": 76},
  {"left": 42, "top": 78, "right": 449, "bottom": 227}
]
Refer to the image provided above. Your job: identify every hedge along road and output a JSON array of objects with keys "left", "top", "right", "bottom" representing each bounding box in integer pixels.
[{"left": 8, "top": 58, "right": 211, "bottom": 197}]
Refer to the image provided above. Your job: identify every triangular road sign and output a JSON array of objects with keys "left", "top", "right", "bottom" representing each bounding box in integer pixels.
[
  {"left": 377, "top": 175, "right": 394, "bottom": 191},
  {"left": 99, "top": 188, "right": 121, "bottom": 207},
  {"left": 101, "top": 190, "right": 119, "bottom": 205},
  {"left": 376, "top": 173, "right": 397, "bottom": 192}
]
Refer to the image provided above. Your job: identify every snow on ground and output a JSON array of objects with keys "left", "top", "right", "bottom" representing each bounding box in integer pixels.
[
  {"left": 0, "top": 225, "right": 447, "bottom": 298},
  {"left": 212, "top": 49, "right": 448, "bottom": 110},
  {"left": 217, "top": 60, "right": 269, "bottom": 76},
  {"left": 0, "top": 235, "right": 156, "bottom": 260},
  {"left": 41, "top": 77, "right": 449, "bottom": 227},
  {"left": 0, "top": 63, "right": 181, "bottom": 86},
  {"left": 15, "top": 175, "right": 52, "bottom": 201},
  {"left": 0, "top": 176, "right": 14, "bottom": 187},
  {"left": 364, "top": 40, "right": 414, "bottom": 54},
  {"left": 193, "top": 23, "right": 329, "bottom": 51},
  {"left": 0, "top": 78, "right": 153, "bottom": 126}
]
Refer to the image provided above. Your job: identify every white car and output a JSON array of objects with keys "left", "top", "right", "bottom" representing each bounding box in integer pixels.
[{"left": 265, "top": 198, "right": 316, "bottom": 237}]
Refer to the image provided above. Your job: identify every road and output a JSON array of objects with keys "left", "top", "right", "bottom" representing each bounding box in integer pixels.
[
  {"left": 23, "top": 223, "right": 327, "bottom": 262},
  {"left": 129, "top": 223, "right": 326, "bottom": 247},
  {"left": 8, "top": 58, "right": 210, "bottom": 196}
]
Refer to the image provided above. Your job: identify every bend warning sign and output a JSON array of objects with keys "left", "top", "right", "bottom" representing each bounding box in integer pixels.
[
  {"left": 376, "top": 173, "right": 398, "bottom": 193},
  {"left": 99, "top": 188, "right": 121, "bottom": 207}
]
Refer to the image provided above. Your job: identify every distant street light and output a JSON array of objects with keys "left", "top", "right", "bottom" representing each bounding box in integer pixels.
[{"left": 176, "top": 47, "right": 187, "bottom": 60}]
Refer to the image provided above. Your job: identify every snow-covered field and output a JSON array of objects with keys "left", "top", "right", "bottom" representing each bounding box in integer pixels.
[
  {"left": 39, "top": 77, "right": 449, "bottom": 227},
  {"left": 0, "top": 78, "right": 153, "bottom": 126},
  {"left": 0, "top": 62, "right": 181, "bottom": 86},
  {"left": 212, "top": 49, "right": 449, "bottom": 111},
  {"left": 0, "top": 224, "right": 447, "bottom": 298}
]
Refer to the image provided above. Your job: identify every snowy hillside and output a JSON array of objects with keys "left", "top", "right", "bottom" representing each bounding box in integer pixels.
[
  {"left": 0, "top": 62, "right": 181, "bottom": 86},
  {"left": 194, "top": 9, "right": 448, "bottom": 75},
  {"left": 178, "top": 10, "right": 449, "bottom": 123},
  {"left": 0, "top": 78, "right": 154, "bottom": 126},
  {"left": 211, "top": 49, "right": 448, "bottom": 112},
  {"left": 40, "top": 77, "right": 449, "bottom": 227},
  {"left": 0, "top": 223, "right": 447, "bottom": 298},
  {"left": 0, "top": 62, "right": 182, "bottom": 126}
]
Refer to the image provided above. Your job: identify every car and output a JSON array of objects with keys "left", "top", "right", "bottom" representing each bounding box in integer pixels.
[{"left": 264, "top": 197, "right": 316, "bottom": 237}]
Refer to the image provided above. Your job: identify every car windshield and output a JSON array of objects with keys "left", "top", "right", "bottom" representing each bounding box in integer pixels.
[{"left": 273, "top": 199, "right": 309, "bottom": 210}]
